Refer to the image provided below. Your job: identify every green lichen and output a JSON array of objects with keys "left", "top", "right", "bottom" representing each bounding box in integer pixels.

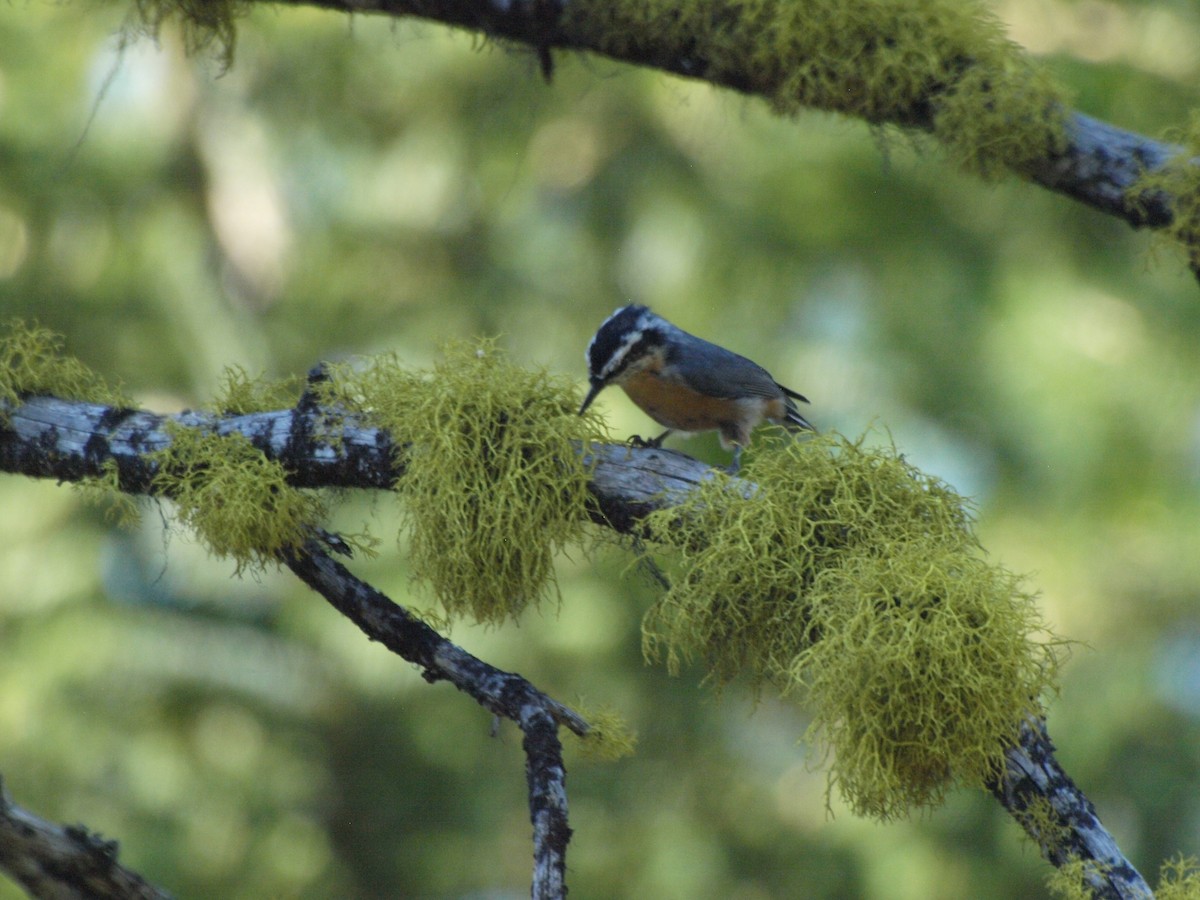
[
  {"left": 0, "top": 319, "right": 128, "bottom": 420},
  {"left": 566, "top": 0, "right": 1067, "bottom": 177},
  {"left": 644, "top": 432, "right": 1061, "bottom": 819},
  {"left": 1018, "top": 794, "right": 1073, "bottom": 863},
  {"left": 74, "top": 458, "right": 142, "bottom": 528},
  {"left": 1159, "top": 857, "right": 1200, "bottom": 900},
  {"left": 572, "top": 703, "right": 639, "bottom": 762},
  {"left": 210, "top": 365, "right": 303, "bottom": 416},
  {"left": 1045, "top": 855, "right": 1196, "bottom": 900},
  {"left": 1128, "top": 114, "right": 1200, "bottom": 271},
  {"left": 320, "top": 341, "right": 603, "bottom": 626},
  {"left": 1045, "top": 858, "right": 1108, "bottom": 900},
  {"left": 150, "top": 422, "right": 326, "bottom": 573}
]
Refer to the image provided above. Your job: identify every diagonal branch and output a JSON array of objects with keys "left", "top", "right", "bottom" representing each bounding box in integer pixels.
[
  {"left": 265, "top": 0, "right": 1186, "bottom": 241},
  {"left": 280, "top": 537, "right": 579, "bottom": 897},
  {"left": 992, "top": 720, "right": 1153, "bottom": 900},
  {"left": 280, "top": 536, "right": 588, "bottom": 735},
  {"left": 0, "top": 392, "right": 1151, "bottom": 896}
]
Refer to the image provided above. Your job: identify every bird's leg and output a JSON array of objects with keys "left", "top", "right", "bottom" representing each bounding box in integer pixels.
[
  {"left": 726, "top": 444, "right": 744, "bottom": 475},
  {"left": 630, "top": 429, "right": 672, "bottom": 449}
]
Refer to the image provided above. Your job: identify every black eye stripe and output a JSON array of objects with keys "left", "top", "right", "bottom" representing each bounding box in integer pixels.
[
  {"left": 603, "top": 332, "right": 658, "bottom": 379},
  {"left": 587, "top": 305, "right": 662, "bottom": 379}
]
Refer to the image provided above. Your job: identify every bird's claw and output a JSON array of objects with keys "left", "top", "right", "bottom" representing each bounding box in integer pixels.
[{"left": 628, "top": 430, "right": 670, "bottom": 449}]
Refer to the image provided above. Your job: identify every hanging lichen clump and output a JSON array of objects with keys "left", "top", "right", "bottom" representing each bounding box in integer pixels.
[
  {"left": 644, "top": 433, "right": 1062, "bottom": 818},
  {"left": 320, "top": 341, "right": 603, "bottom": 626}
]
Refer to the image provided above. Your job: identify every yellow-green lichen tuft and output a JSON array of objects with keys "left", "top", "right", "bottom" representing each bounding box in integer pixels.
[
  {"left": 150, "top": 423, "right": 326, "bottom": 573},
  {"left": 572, "top": 703, "right": 639, "bottom": 762},
  {"left": 644, "top": 432, "right": 1061, "bottom": 819},
  {"left": 321, "top": 341, "right": 603, "bottom": 626},
  {"left": 74, "top": 458, "right": 142, "bottom": 528},
  {"left": 1128, "top": 114, "right": 1200, "bottom": 271},
  {"left": 210, "top": 365, "right": 303, "bottom": 416},
  {"left": 1043, "top": 854, "right": 1194, "bottom": 900},
  {"left": 1045, "top": 858, "right": 1109, "bottom": 900},
  {"left": 1016, "top": 794, "right": 1073, "bottom": 861},
  {"left": 931, "top": 60, "right": 1067, "bottom": 177},
  {"left": 566, "top": 0, "right": 1067, "bottom": 178},
  {"left": 0, "top": 319, "right": 128, "bottom": 419},
  {"left": 1158, "top": 857, "right": 1200, "bottom": 900}
]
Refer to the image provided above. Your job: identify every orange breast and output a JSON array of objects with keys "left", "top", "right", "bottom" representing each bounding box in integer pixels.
[{"left": 621, "top": 371, "right": 743, "bottom": 437}]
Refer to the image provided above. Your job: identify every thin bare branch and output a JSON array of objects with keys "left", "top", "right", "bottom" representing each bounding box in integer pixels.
[{"left": 280, "top": 536, "right": 582, "bottom": 895}]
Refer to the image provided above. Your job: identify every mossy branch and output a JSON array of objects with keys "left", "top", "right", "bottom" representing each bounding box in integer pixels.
[
  {"left": 0, "top": 323, "right": 601, "bottom": 898},
  {"left": 129, "top": 0, "right": 1200, "bottom": 277},
  {"left": 0, "top": 388, "right": 1151, "bottom": 894},
  {"left": 0, "top": 323, "right": 1153, "bottom": 898}
]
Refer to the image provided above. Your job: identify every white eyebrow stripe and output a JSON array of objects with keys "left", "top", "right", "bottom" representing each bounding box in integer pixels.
[
  {"left": 585, "top": 306, "right": 629, "bottom": 368},
  {"left": 599, "top": 327, "right": 646, "bottom": 379}
]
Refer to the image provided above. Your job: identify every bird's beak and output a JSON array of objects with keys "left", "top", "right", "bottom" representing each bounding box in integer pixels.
[{"left": 578, "top": 381, "right": 603, "bottom": 416}]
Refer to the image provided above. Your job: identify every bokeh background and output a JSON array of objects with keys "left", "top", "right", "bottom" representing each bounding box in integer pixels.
[{"left": 3, "top": 1, "right": 1200, "bottom": 897}]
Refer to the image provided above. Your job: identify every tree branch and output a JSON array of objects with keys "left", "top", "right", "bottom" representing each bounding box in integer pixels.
[
  {"left": 280, "top": 537, "right": 579, "bottom": 896},
  {"left": 1027, "top": 113, "right": 1179, "bottom": 230},
  {"left": 0, "top": 776, "right": 172, "bottom": 900},
  {"left": 991, "top": 720, "right": 1154, "bottom": 899},
  {"left": 268, "top": 0, "right": 1184, "bottom": 240},
  {"left": 0, "top": 393, "right": 1151, "bottom": 896},
  {"left": 0, "top": 394, "right": 699, "bottom": 528}
]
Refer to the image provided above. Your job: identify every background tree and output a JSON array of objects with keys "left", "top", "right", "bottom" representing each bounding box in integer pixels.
[{"left": 2, "top": 0, "right": 1200, "bottom": 897}]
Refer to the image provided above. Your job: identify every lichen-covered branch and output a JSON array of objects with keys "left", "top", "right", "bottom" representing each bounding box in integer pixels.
[
  {"left": 244, "top": 0, "right": 1189, "bottom": 248},
  {"left": 0, "top": 393, "right": 697, "bottom": 528},
  {"left": 0, "top": 390, "right": 1150, "bottom": 895},
  {"left": 1, "top": 393, "right": 587, "bottom": 899},
  {"left": 0, "top": 776, "right": 172, "bottom": 900},
  {"left": 991, "top": 720, "right": 1154, "bottom": 899}
]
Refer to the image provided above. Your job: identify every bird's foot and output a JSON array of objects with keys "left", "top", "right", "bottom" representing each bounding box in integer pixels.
[{"left": 629, "top": 430, "right": 671, "bottom": 449}]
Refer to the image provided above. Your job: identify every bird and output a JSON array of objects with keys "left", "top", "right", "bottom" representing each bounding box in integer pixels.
[{"left": 578, "top": 304, "right": 813, "bottom": 472}]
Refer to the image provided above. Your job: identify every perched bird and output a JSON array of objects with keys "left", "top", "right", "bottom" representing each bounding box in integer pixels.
[{"left": 578, "top": 304, "right": 813, "bottom": 471}]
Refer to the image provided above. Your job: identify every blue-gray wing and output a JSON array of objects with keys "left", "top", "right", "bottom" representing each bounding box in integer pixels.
[
  {"left": 668, "top": 335, "right": 805, "bottom": 402},
  {"left": 667, "top": 333, "right": 813, "bottom": 430}
]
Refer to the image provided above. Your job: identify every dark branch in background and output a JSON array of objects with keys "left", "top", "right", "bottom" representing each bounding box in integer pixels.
[
  {"left": 281, "top": 538, "right": 579, "bottom": 898},
  {"left": 0, "top": 776, "right": 172, "bottom": 900},
  {"left": 275, "top": 0, "right": 1184, "bottom": 241},
  {"left": 0, "top": 393, "right": 1151, "bottom": 896}
]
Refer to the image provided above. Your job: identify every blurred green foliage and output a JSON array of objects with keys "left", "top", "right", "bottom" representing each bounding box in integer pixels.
[{"left": 2, "top": 0, "right": 1200, "bottom": 897}]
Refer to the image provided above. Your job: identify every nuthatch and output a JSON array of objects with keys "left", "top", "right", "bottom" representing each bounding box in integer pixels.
[{"left": 578, "top": 304, "right": 813, "bottom": 471}]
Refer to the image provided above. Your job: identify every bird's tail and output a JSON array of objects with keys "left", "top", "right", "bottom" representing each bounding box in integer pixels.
[{"left": 779, "top": 384, "right": 815, "bottom": 432}]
